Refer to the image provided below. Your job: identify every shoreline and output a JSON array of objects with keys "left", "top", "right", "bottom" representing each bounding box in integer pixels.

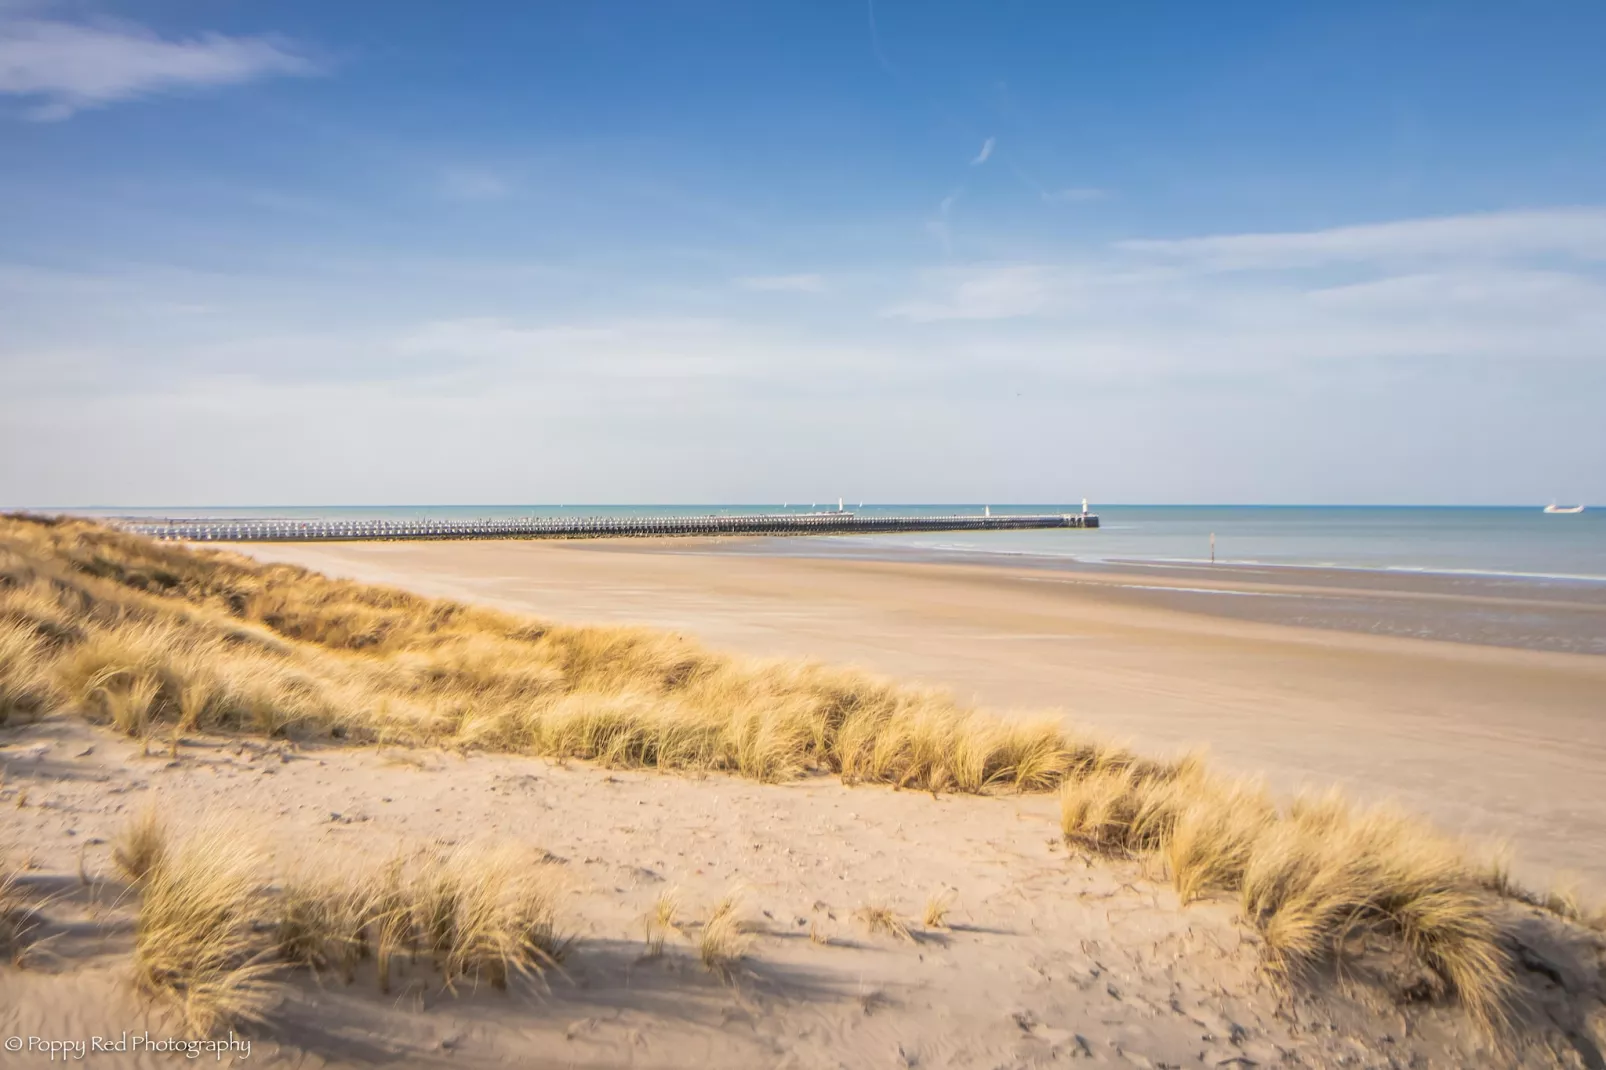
[{"left": 609, "top": 535, "right": 1606, "bottom": 656}]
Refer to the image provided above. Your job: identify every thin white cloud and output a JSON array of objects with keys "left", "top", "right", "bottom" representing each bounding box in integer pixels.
[
  {"left": 0, "top": 15, "right": 317, "bottom": 120},
  {"left": 925, "top": 190, "right": 962, "bottom": 253},
  {"left": 438, "top": 167, "right": 512, "bottom": 202},
  {"left": 1044, "top": 187, "right": 1107, "bottom": 204},
  {"left": 6, "top": 231, "right": 1604, "bottom": 504},
  {"left": 1119, "top": 208, "right": 1606, "bottom": 270},
  {"left": 970, "top": 136, "right": 995, "bottom": 165},
  {"left": 885, "top": 264, "right": 1077, "bottom": 322},
  {"left": 735, "top": 273, "right": 825, "bottom": 293}
]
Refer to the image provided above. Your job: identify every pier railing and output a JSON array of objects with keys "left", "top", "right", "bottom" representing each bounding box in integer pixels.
[{"left": 117, "top": 511, "right": 1098, "bottom": 543}]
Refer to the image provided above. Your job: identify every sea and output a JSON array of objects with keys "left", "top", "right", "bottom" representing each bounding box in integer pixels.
[
  {"left": 81, "top": 504, "right": 1606, "bottom": 584},
  {"left": 52, "top": 503, "right": 1606, "bottom": 654}
]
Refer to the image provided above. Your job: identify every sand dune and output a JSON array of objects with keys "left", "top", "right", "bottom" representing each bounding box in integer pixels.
[{"left": 5, "top": 717, "right": 1597, "bottom": 1068}]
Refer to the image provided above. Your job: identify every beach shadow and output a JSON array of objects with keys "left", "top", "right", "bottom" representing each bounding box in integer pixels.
[
  {"left": 0, "top": 751, "right": 121, "bottom": 785},
  {"left": 1500, "top": 912, "right": 1606, "bottom": 1070},
  {"left": 259, "top": 936, "right": 854, "bottom": 1067}
]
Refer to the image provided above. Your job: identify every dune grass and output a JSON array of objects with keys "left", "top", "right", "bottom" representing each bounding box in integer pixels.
[
  {"left": 922, "top": 891, "right": 955, "bottom": 930},
  {"left": 273, "top": 843, "right": 569, "bottom": 995},
  {"left": 127, "top": 817, "right": 570, "bottom": 1033},
  {"left": 0, "top": 513, "right": 1576, "bottom": 1032},
  {"left": 643, "top": 887, "right": 682, "bottom": 958},
  {"left": 698, "top": 890, "right": 752, "bottom": 980},
  {"left": 1060, "top": 765, "right": 1520, "bottom": 1034},
  {"left": 857, "top": 903, "right": 916, "bottom": 943},
  {"left": 0, "top": 514, "right": 1141, "bottom": 792},
  {"left": 113, "top": 806, "right": 168, "bottom": 883},
  {"left": 132, "top": 828, "right": 280, "bottom": 1036},
  {"left": 1, "top": 857, "right": 36, "bottom": 966}
]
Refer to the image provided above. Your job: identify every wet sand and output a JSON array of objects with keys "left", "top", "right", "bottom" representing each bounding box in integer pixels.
[{"left": 240, "top": 537, "right": 1606, "bottom": 890}]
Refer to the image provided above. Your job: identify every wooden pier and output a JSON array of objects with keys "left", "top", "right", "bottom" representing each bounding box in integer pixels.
[{"left": 119, "top": 511, "right": 1099, "bottom": 543}]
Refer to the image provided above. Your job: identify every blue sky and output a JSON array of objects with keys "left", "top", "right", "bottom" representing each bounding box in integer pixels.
[{"left": 2, "top": 1, "right": 1603, "bottom": 505}]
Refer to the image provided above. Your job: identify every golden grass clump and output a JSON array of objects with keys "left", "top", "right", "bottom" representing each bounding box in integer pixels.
[
  {"left": 699, "top": 891, "right": 753, "bottom": 980},
  {"left": 1, "top": 859, "right": 38, "bottom": 965},
  {"left": 1166, "top": 779, "right": 1276, "bottom": 904},
  {"left": 431, "top": 845, "right": 568, "bottom": 991},
  {"left": 856, "top": 903, "right": 915, "bottom": 943},
  {"left": 128, "top": 822, "right": 569, "bottom": 1035},
  {"left": 274, "top": 873, "right": 375, "bottom": 984},
  {"left": 643, "top": 887, "right": 682, "bottom": 958},
  {"left": 1061, "top": 772, "right": 1518, "bottom": 1035},
  {"left": 275, "top": 844, "right": 568, "bottom": 994},
  {"left": 133, "top": 828, "right": 280, "bottom": 1036},
  {"left": 113, "top": 807, "right": 168, "bottom": 883},
  {"left": 922, "top": 891, "right": 954, "bottom": 930}
]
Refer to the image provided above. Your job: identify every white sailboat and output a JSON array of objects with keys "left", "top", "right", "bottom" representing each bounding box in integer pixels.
[{"left": 1544, "top": 502, "right": 1585, "bottom": 514}]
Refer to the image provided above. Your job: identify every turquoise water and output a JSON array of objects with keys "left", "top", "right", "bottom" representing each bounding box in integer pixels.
[{"left": 81, "top": 505, "right": 1605, "bottom": 583}]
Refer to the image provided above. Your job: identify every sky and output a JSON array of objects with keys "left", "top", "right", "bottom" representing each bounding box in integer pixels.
[{"left": 2, "top": 1, "right": 1604, "bottom": 507}]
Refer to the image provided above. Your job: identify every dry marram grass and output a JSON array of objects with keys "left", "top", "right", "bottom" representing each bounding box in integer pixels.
[
  {"left": 699, "top": 891, "right": 752, "bottom": 980},
  {"left": 113, "top": 806, "right": 168, "bottom": 883},
  {"left": 132, "top": 828, "right": 280, "bottom": 1036},
  {"left": 1, "top": 857, "right": 38, "bottom": 965},
  {"left": 278, "top": 844, "right": 568, "bottom": 993},
  {"left": 922, "top": 891, "right": 954, "bottom": 930},
  {"left": 1060, "top": 769, "right": 1519, "bottom": 1035},
  {"left": 857, "top": 903, "right": 915, "bottom": 943},
  {"left": 643, "top": 887, "right": 682, "bottom": 958},
  {"left": 0, "top": 514, "right": 1150, "bottom": 792},
  {"left": 129, "top": 821, "right": 569, "bottom": 1035}
]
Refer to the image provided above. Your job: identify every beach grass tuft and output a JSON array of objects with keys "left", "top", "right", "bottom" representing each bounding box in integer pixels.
[
  {"left": 1, "top": 859, "right": 39, "bottom": 965},
  {"left": 113, "top": 806, "right": 168, "bottom": 884},
  {"left": 857, "top": 903, "right": 915, "bottom": 943},
  {"left": 643, "top": 887, "right": 682, "bottom": 958},
  {"left": 698, "top": 890, "right": 752, "bottom": 980},
  {"left": 127, "top": 818, "right": 570, "bottom": 1033},
  {"left": 1060, "top": 774, "right": 1519, "bottom": 1035},
  {"left": 132, "top": 827, "right": 280, "bottom": 1037},
  {"left": 922, "top": 891, "right": 954, "bottom": 930}
]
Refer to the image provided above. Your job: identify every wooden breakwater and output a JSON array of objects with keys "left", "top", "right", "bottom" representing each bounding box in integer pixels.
[{"left": 119, "top": 511, "right": 1099, "bottom": 543}]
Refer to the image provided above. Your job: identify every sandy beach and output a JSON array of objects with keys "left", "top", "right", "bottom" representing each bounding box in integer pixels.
[
  {"left": 14, "top": 714, "right": 1583, "bottom": 1069},
  {"left": 240, "top": 537, "right": 1606, "bottom": 891},
  {"left": 5, "top": 520, "right": 1605, "bottom": 1068}
]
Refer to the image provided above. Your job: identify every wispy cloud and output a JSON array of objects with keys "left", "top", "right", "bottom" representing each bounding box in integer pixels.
[
  {"left": 438, "top": 167, "right": 512, "bottom": 202},
  {"left": 1118, "top": 208, "right": 1606, "bottom": 270},
  {"left": 969, "top": 136, "right": 995, "bottom": 165},
  {"left": 884, "top": 208, "right": 1606, "bottom": 356},
  {"left": 1044, "top": 186, "right": 1108, "bottom": 204},
  {"left": 925, "top": 189, "right": 962, "bottom": 254},
  {"left": 0, "top": 14, "right": 317, "bottom": 120},
  {"left": 735, "top": 273, "right": 825, "bottom": 293},
  {"left": 865, "top": 0, "right": 897, "bottom": 78},
  {"left": 6, "top": 210, "right": 1604, "bottom": 504},
  {"left": 884, "top": 264, "right": 1079, "bottom": 322}
]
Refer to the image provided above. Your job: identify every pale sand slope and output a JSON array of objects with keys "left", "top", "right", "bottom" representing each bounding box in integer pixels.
[
  {"left": 4, "top": 718, "right": 1593, "bottom": 1069},
  {"left": 239, "top": 539, "right": 1606, "bottom": 891}
]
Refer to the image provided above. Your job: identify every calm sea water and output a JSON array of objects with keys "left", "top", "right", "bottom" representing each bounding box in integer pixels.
[{"left": 81, "top": 505, "right": 1605, "bottom": 583}]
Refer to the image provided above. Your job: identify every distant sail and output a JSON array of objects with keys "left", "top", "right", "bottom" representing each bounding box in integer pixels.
[{"left": 1544, "top": 503, "right": 1585, "bottom": 514}]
